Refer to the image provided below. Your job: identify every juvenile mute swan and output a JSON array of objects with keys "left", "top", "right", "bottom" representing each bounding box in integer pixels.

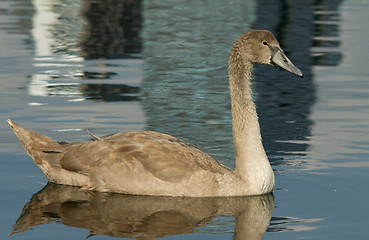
[{"left": 8, "top": 30, "right": 302, "bottom": 197}]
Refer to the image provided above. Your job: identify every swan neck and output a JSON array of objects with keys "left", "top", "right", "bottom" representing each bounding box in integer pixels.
[{"left": 228, "top": 48, "right": 270, "bottom": 179}]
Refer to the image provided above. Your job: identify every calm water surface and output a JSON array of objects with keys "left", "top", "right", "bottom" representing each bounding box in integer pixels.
[{"left": 1, "top": 0, "right": 369, "bottom": 239}]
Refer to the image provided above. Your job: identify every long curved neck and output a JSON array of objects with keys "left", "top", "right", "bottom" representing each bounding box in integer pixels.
[{"left": 228, "top": 44, "right": 272, "bottom": 184}]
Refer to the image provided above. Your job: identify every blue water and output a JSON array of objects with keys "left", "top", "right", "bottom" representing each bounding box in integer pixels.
[{"left": 1, "top": 0, "right": 369, "bottom": 239}]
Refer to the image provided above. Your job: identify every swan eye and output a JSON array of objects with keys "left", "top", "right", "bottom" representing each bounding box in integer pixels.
[{"left": 262, "top": 41, "right": 268, "bottom": 45}]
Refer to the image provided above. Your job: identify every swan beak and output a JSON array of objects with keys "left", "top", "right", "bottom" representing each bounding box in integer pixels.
[{"left": 270, "top": 47, "right": 303, "bottom": 77}]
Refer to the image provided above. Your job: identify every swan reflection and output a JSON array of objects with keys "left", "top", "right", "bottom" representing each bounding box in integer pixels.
[{"left": 11, "top": 183, "right": 274, "bottom": 239}]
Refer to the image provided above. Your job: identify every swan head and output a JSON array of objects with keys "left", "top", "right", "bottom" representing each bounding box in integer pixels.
[{"left": 237, "top": 30, "right": 303, "bottom": 77}]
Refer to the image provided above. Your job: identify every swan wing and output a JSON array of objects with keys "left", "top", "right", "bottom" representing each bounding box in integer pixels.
[{"left": 50, "top": 131, "right": 229, "bottom": 183}]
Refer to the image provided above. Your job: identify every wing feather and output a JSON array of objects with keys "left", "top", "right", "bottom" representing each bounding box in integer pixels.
[{"left": 45, "top": 131, "right": 230, "bottom": 183}]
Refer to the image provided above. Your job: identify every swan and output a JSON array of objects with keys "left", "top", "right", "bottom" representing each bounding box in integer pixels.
[{"left": 8, "top": 30, "right": 302, "bottom": 197}]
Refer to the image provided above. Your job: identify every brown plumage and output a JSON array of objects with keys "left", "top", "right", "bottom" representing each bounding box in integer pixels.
[{"left": 8, "top": 30, "right": 302, "bottom": 197}]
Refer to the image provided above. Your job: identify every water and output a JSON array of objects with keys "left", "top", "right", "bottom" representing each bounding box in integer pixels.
[{"left": 1, "top": 0, "right": 369, "bottom": 239}]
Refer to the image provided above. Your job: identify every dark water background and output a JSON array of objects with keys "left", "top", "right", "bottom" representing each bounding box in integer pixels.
[{"left": 1, "top": 0, "right": 369, "bottom": 239}]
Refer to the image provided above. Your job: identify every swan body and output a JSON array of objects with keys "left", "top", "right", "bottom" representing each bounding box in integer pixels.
[{"left": 8, "top": 30, "right": 302, "bottom": 197}]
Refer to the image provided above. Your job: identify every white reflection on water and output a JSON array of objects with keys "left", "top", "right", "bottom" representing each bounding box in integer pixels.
[
  {"left": 33, "top": 56, "right": 84, "bottom": 62},
  {"left": 29, "top": 73, "right": 80, "bottom": 97},
  {"left": 29, "top": 0, "right": 142, "bottom": 102},
  {"left": 32, "top": 0, "right": 59, "bottom": 56},
  {"left": 269, "top": 216, "right": 323, "bottom": 232},
  {"left": 303, "top": 1, "right": 369, "bottom": 173},
  {"left": 32, "top": 0, "right": 83, "bottom": 56}
]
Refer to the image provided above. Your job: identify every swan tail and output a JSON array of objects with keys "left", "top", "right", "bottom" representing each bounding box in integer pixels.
[{"left": 8, "top": 119, "right": 62, "bottom": 168}]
